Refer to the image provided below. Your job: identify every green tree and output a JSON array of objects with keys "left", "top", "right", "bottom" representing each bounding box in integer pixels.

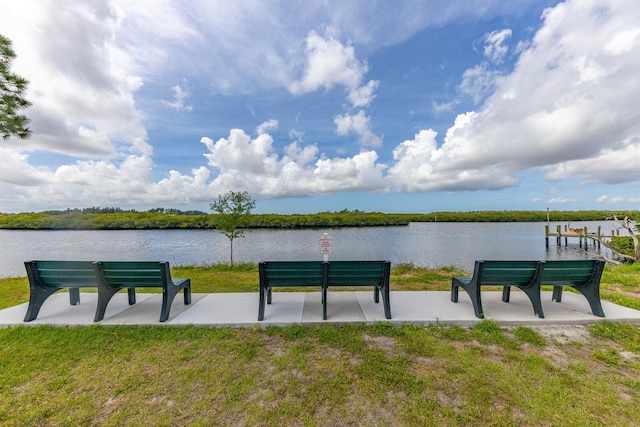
[
  {"left": 210, "top": 191, "right": 256, "bottom": 266},
  {"left": 1, "top": 34, "right": 31, "bottom": 140}
]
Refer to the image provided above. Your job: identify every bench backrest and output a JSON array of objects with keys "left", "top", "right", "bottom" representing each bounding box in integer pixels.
[
  {"left": 476, "top": 260, "right": 543, "bottom": 287},
  {"left": 259, "top": 261, "right": 325, "bottom": 287},
  {"left": 25, "top": 260, "right": 97, "bottom": 289},
  {"left": 96, "top": 261, "right": 170, "bottom": 288},
  {"left": 326, "top": 261, "right": 390, "bottom": 287},
  {"left": 541, "top": 260, "right": 604, "bottom": 286}
]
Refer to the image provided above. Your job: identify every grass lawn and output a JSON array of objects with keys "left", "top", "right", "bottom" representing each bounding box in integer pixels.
[{"left": 1, "top": 263, "right": 639, "bottom": 425}]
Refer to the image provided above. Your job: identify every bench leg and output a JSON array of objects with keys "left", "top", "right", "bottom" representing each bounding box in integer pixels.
[
  {"left": 127, "top": 288, "right": 136, "bottom": 305},
  {"left": 575, "top": 284, "right": 605, "bottom": 317},
  {"left": 159, "top": 280, "right": 190, "bottom": 322},
  {"left": 452, "top": 278, "right": 484, "bottom": 319},
  {"left": 450, "top": 281, "right": 459, "bottom": 302},
  {"left": 381, "top": 284, "right": 391, "bottom": 319},
  {"left": 94, "top": 287, "right": 120, "bottom": 322},
  {"left": 258, "top": 285, "right": 267, "bottom": 321},
  {"left": 322, "top": 286, "right": 328, "bottom": 320},
  {"left": 552, "top": 286, "right": 563, "bottom": 302},
  {"left": 502, "top": 285, "right": 511, "bottom": 302},
  {"left": 69, "top": 288, "right": 81, "bottom": 305},
  {"left": 374, "top": 287, "right": 379, "bottom": 303},
  {"left": 183, "top": 285, "right": 191, "bottom": 305},
  {"left": 24, "top": 286, "right": 58, "bottom": 322},
  {"left": 159, "top": 288, "right": 172, "bottom": 322},
  {"left": 267, "top": 288, "right": 272, "bottom": 305},
  {"left": 518, "top": 285, "right": 545, "bottom": 318}
]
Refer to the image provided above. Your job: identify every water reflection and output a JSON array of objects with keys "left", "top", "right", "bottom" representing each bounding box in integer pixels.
[{"left": 0, "top": 221, "right": 617, "bottom": 277}]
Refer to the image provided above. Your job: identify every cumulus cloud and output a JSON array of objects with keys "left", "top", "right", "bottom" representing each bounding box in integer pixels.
[
  {"left": 334, "top": 110, "right": 383, "bottom": 147},
  {"left": 348, "top": 79, "right": 380, "bottom": 108},
  {"left": 1, "top": 0, "right": 639, "bottom": 212},
  {"left": 389, "top": 0, "right": 640, "bottom": 193},
  {"left": 201, "top": 129, "right": 388, "bottom": 197},
  {"left": 0, "top": 0, "right": 150, "bottom": 157},
  {"left": 289, "top": 31, "right": 367, "bottom": 95},
  {"left": 290, "top": 31, "right": 379, "bottom": 110},
  {"left": 458, "top": 28, "right": 512, "bottom": 103}
]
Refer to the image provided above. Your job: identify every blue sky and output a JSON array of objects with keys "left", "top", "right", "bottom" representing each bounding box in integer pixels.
[{"left": 1, "top": 0, "right": 639, "bottom": 214}]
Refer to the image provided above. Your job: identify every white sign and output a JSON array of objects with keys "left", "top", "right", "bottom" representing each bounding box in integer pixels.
[{"left": 319, "top": 234, "right": 332, "bottom": 254}]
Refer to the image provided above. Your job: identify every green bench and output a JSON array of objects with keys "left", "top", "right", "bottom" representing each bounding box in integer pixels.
[
  {"left": 542, "top": 259, "right": 605, "bottom": 317},
  {"left": 258, "top": 261, "right": 325, "bottom": 321},
  {"left": 451, "top": 260, "right": 545, "bottom": 319},
  {"left": 24, "top": 260, "right": 190, "bottom": 322},
  {"left": 94, "top": 261, "right": 191, "bottom": 322},
  {"left": 324, "top": 261, "right": 391, "bottom": 320},
  {"left": 258, "top": 260, "right": 391, "bottom": 321}
]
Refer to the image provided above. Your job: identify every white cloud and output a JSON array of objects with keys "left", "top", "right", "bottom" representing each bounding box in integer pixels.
[
  {"left": 1, "top": 0, "right": 639, "bottom": 212},
  {"left": 388, "top": 129, "right": 519, "bottom": 192},
  {"left": 348, "top": 79, "right": 380, "bottom": 108},
  {"left": 256, "top": 119, "right": 278, "bottom": 135},
  {"left": 432, "top": 99, "right": 459, "bottom": 114},
  {"left": 604, "top": 27, "right": 640, "bottom": 55},
  {"left": 162, "top": 83, "right": 193, "bottom": 112},
  {"left": 549, "top": 197, "right": 577, "bottom": 204},
  {"left": 0, "top": 0, "right": 150, "bottom": 157},
  {"left": 457, "top": 64, "right": 503, "bottom": 103},
  {"left": 389, "top": 0, "right": 640, "bottom": 193},
  {"left": 457, "top": 28, "right": 512, "bottom": 103},
  {"left": 334, "top": 110, "right": 383, "bottom": 147},
  {"left": 201, "top": 129, "right": 388, "bottom": 198},
  {"left": 289, "top": 31, "right": 367, "bottom": 95},
  {"left": 596, "top": 195, "right": 625, "bottom": 204},
  {"left": 483, "top": 29, "right": 512, "bottom": 63}
]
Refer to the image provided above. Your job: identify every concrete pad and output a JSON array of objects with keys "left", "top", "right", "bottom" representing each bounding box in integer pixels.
[
  {"left": 304, "top": 292, "right": 365, "bottom": 324},
  {"left": 1, "top": 290, "right": 639, "bottom": 328},
  {"left": 170, "top": 292, "right": 306, "bottom": 327},
  {"left": 360, "top": 291, "right": 481, "bottom": 326},
  {"left": 101, "top": 293, "right": 206, "bottom": 325},
  {"left": 454, "top": 291, "right": 639, "bottom": 326},
  {"left": 0, "top": 292, "right": 154, "bottom": 326}
]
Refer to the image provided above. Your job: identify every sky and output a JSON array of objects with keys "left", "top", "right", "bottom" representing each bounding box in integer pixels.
[{"left": 1, "top": 0, "right": 639, "bottom": 214}]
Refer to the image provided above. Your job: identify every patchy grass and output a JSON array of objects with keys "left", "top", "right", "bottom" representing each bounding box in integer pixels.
[{"left": 0, "top": 322, "right": 638, "bottom": 425}]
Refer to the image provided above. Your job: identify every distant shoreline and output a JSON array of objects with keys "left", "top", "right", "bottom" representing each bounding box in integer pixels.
[{"left": 0, "top": 210, "right": 636, "bottom": 231}]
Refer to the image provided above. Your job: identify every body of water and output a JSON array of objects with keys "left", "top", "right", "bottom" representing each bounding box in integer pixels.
[{"left": 0, "top": 221, "right": 619, "bottom": 278}]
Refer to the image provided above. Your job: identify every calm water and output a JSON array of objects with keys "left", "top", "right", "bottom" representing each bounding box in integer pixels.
[{"left": 0, "top": 221, "right": 618, "bottom": 278}]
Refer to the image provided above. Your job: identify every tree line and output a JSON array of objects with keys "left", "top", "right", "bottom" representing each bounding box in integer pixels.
[{"left": 1, "top": 209, "right": 637, "bottom": 230}]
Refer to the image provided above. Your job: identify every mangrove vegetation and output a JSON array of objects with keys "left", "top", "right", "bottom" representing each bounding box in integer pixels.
[
  {"left": 0, "top": 208, "right": 638, "bottom": 230},
  {"left": 0, "top": 208, "right": 640, "bottom": 230}
]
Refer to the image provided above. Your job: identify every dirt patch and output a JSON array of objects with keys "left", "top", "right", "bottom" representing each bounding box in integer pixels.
[
  {"left": 530, "top": 325, "right": 591, "bottom": 344},
  {"left": 363, "top": 334, "right": 397, "bottom": 355}
]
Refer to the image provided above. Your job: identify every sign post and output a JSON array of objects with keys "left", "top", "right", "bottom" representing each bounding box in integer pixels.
[{"left": 319, "top": 233, "right": 332, "bottom": 262}]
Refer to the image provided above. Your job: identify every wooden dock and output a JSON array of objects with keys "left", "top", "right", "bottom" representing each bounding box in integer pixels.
[{"left": 545, "top": 224, "right": 621, "bottom": 249}]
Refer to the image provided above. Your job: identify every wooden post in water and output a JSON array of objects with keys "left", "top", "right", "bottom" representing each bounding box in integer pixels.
[
  {"left": 597, "top": 226, "right": 601, "bottom": 249},
  {"left": 579, "top": 228, "right": 582, "bottom": 248},
  {"left": 557, "top": 225, "right": 562, "bottom": 245},
  {"left": 545, "top": 225, "right": 549, "bottom": 248},
  {"left": 584, "top": 227, "right": 588, "bottom": 248}
]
